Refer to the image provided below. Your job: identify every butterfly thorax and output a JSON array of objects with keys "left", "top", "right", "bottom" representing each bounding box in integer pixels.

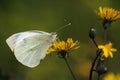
[{"left": 49, "top": 32, "right": 57, "bottom": 43}]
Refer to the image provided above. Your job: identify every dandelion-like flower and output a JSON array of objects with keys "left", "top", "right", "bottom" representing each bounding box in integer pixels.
[
  {"left": 98, "top": 6, "right": 120, "bottom": 21},
  {"left": 98, "top": 42, "right": 117, "bottom": 58},
  {"left": 47, "top": 38, "right": 80, "bottom": 80},
  {"left": 103, "top": 72, "right": 120, "bottom": 80},
  {"left": 98, "top": 6, "right": 120, "bottom": 29},
  {"left": 47, "top": 38, "right": 80, "bottom": 57}
]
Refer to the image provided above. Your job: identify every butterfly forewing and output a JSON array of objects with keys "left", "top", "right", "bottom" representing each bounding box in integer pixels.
[{"left": 6, "top": 31, "right": 50, "bottom": 51}]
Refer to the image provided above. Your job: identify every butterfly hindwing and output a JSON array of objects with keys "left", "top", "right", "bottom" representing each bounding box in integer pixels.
[{"left": 14, "top": 33, "right": 53, "bottom": 67}]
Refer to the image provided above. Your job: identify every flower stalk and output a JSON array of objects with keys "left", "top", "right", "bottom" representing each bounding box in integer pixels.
[
  {"left": 58, "top": 50, "right": 77, "bottom": 80},
  {"left": 104, "top": 29, "right": 108, "bottom": 42},
  {"left": 64, "top": 57, "right": 77, "bottom": 80},
  {"left": 92, "top": 39, "right": 98, "bottom": 48},
  {"left": 89, "top": 53, "right": 100, "bottom": 80},
  {"left": 98, "top": 74, "right": 101, "bottom": 80}
]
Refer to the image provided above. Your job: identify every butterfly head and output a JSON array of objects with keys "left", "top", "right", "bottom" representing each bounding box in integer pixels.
[{"left": 50, "top": 32, "right": 57, "bottom": 42}]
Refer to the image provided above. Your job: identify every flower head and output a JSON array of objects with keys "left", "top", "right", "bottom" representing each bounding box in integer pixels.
[
  {"left": 98, "top": 42, "right": 117, "bottom": 58},
  {"left": 47, "top": 38, "right": 80, "bottom": 55},
  {"left": 98, "top": 6, "right": 120, "bottom": 21},
  {"left": 103, "top": 72, "right": 120, "bottom": 80}
]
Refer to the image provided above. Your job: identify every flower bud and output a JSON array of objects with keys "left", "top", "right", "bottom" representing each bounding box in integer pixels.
[
  {"left": 89, "top": 28, "right": 96, "bottom": 39},
  {"left": 96, "top": 59, "right": 108, "bottom": 75}
]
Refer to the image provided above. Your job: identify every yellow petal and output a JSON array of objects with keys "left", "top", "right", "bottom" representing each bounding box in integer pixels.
[
  {"left": 103, "top": 49, "right": 109, "bottom": 58},
  {"left": 98, "top": 45, "right": 104, "bottom": 49},
  {"left": 47, "top": 48, "right": 55, "bottom": 54},
  {"left": 111, "top": 48, "right": 117, "bottom": 52},
  {"left": 109, "top": 52, "right": 113, "bottom": 58}
]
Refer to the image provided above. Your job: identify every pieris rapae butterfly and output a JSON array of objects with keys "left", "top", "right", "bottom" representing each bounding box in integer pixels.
[
  {"left": 6, "top": 23, "right": 71, "bottom": 68},
  {"left": 6, "top": 30, "right": 57, "bottom": 68}
]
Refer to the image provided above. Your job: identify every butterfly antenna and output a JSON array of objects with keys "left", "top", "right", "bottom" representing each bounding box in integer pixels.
[{"left": 55, "top": 23, "right": 71, "bottom": 32}]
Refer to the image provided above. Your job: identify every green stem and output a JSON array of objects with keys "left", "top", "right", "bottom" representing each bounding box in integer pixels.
[
  {"left": 104, "top": 29, "right": 108, "bottom": 43},
  {"left": 64, "top": 57, "right": 77, "bottom": 80},
  {"left": 98, "top": 74, "right": 101, "bottom": 80},
  {"left": 89, "top": 37, "right": 99, "bottom": 80},
  {"left": 89, "top": 54, "right": 99, "bottom": 80},
  {"left": 92, "top": 39, "right": 98, "bottom": 48}
]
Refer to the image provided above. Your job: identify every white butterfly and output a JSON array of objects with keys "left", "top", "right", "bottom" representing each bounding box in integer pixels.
[{"left": 6, "top": 30, "right": 57, "bottom": 68}]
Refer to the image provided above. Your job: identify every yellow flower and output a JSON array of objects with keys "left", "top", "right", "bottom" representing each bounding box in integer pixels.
[
  {"left": 47, "top": 38, "right": 80, "bottom": 54},
  {"left": 103, "top": 72, "right": 120, "bottom": 80},
  {"left": 98, "top": 6, "right": 120, "bottom": 21},
  {"left": 98, "top": 42, "right": 117, "bottom": 58}
]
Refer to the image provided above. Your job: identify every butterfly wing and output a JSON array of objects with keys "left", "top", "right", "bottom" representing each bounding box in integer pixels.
[
  {"left": 6, "top": 31, "right": 57, "bottom": 68},
  {"left": 6, "top": 30, "right": 50, "bottom": 51}
]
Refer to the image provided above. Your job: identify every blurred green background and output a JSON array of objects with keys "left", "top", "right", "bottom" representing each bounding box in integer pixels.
[{"left": 0, "top": 0, "right": 120, "bottom": 80}]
